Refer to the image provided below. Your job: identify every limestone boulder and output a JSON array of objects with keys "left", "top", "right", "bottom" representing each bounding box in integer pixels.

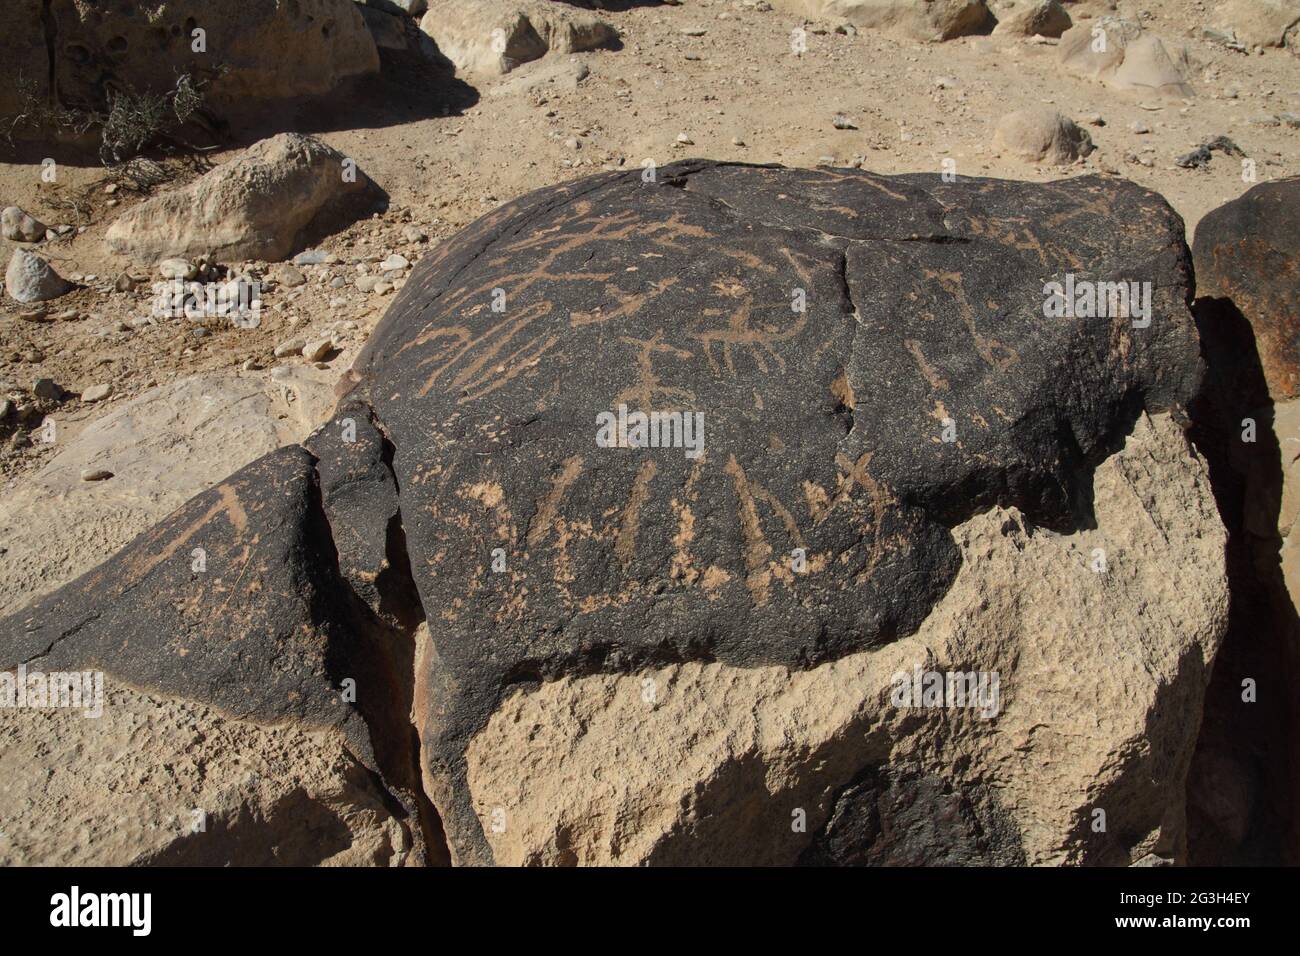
[
  {"left": 4, "top": 249, "right": 72, "bottom": 303},
  {"left": 0, "top": 445, "right": 435, "bottom": 865},
  {"left": 1209, "top": 0, "right": 1300, "bottom": 52},
  {"left": 993, "top": 108, "right": 1094, "bottom": 164},
  {"left": 105, "top": 133, "right": 385, "bottom": 264},
  {"left": 770, "top": 0, "right": 994, "bottom": 41},
  {"left": 418, "top": 0, "right": 619, "bottom": 76},
  {"left": 466, "top": 413, "right": 1225, "bottom": 865},
  {"left": 2, "top": 206, "right": 47, "bottom": 244},
  {"left": 1059, "top": 17, "right": 1194, "bottom": 99},
  {"left": 353, "top": 162, "right": 1212, "bottom": 864},
  {"left": 992, "top": 0, "right": 1071, "bottom": 38}
]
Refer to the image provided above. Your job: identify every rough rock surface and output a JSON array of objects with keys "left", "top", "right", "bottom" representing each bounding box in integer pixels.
[
  {"left": 0, "top": 683, "right": 417, "bottom": 866},
  {"left": 4, "top": 249, "right": 72, "bottom": 303},
  {"left": 358, "top": 0, "right": 429, "bottom": 15},
  {"left": 302, "top": 398, "right": 423, "bottom": 626},
  {"left": 0, "top": 446, "right": 436, "bottom": 864},
  {"left": 1, "top": 206, "right": 47, "bottom": 244},
  {"left": 2, "top": 161, "right": 1222, "bottom": 867},
  {"left": 1193, "top": 178, "right": 1299, "bottom": 402},
  {"left": 418, "top": 0, "right": 619, "bottom": 76},
  {"left": 1210, "top": 0, "right": 1300, "bottom": 51},
  {"left": 771, "top": 0, "right": 994, "bottom": 41},
  {"left": 0, "top": 0, "right": 50, "bottom": 122},
  {"left": 4, "top": 448, "right": 360, "bottom": 732},
  {"left": 0, "top": 0, "right": 379, "bottom": 125},
  {"left": 105, "top": 134, "right": 385, "bottom": 264},
  {"left": 993, "top": 109, "right": 1094, "bottom": 164},
  {"left": 353, "top": 161, "right": 1209, "bottom": 863},
  {"left": 1187, "top": 177, "right": 1300, "bottom": 865},
  {"left": 466, "top": 413, "right": 1225, "bottom": 865},
  {"left": 1059, "top": 17, "right": 1194, "bottom": 99},
  {"left": 0, "top": 368, "right": 337, "bottom": 617},
  {"left": 992, "top": 0, "right": 1071, "bottom": 38}
]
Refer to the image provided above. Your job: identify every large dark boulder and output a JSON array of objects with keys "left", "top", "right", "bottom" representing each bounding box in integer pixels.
[
  {"left": 2, "top": 161, "right": 1215, "bottom": 866},
  {"left": 1193, "top": 177, "right": 1300, "bottom": 402},
  {"left": 351, "top": 160, "right": 1203, "bottom": 863},
  {"left": 1186, "top": 177, "right": 1300, "bottom": 865}
]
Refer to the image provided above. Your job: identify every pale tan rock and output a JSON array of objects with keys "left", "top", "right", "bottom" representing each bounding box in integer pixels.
[
  {"left": 1, "top": 206, "right": 47, "bottom": 243},
  {"left": 0, "top": 368, "right": 337, "bottom": 616},
  {"left": 1281, "top": 401, "right": 1300, "bottom": 540},
  {"left": 158, "top": 258, "right": 198, "bottom": 281},
  {"left": 769, "top": 0, "right": 993, "bottom": 41},
  {"left": 992, "top": 0, "right": 1071, "bottom": 38},
  {"left": 1211, "top": 0, "right": 1300, "bottom": 51},
  {"left": 80, "top": 384, "right": 112, "bottom": 403},
  {"left": 488, "top": 58, "right": 591, "bottom": 97},
  {"left": 270, "top": 263, "right": 308, "bottom": 288},
  {"left": 1059, "top": 17, "right": 1194, "bottom": 98},
  {"left": 105, "top": 134, "right": 380, "bottom": 264},
  {"left": 303, "top": 338, "right": 334, "bottom": 362},
  {"left": 1284, "top": 532, "right": 1300, "bottom": 618},
  {"left": 4, "top": 249, "right": 72, "bottom": 303},
  {"left": 464, "top": 414, "right": 1228, "bottom": 866},
  {"left": 0, "top": 682, "right": 416, "bottom": 866},
  {"left": 418, "top": 0, "right": 619, "bottom": 75},
  {"left": 993, "top": 108, "right": 1094, "bottom": 164}
]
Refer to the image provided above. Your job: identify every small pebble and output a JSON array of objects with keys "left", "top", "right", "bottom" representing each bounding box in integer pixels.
[
  {"left": 33, "top": 378, "right": 62, "bottom": 400},
  {"left": 303, "top": 338, "right": 333, "bottom": 363},
  {"left": 81, "top": 384, "right": 112, "bottom": 402}
]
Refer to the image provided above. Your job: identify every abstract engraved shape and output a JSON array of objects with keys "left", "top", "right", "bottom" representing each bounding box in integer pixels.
[{"left": 613, "top": 332, "right": 696, "bottom": 411}]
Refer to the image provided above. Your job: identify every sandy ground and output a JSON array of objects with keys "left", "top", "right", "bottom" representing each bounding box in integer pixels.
[{"left": 0, "top": 0, "right": 1296, "bottom": 486}]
